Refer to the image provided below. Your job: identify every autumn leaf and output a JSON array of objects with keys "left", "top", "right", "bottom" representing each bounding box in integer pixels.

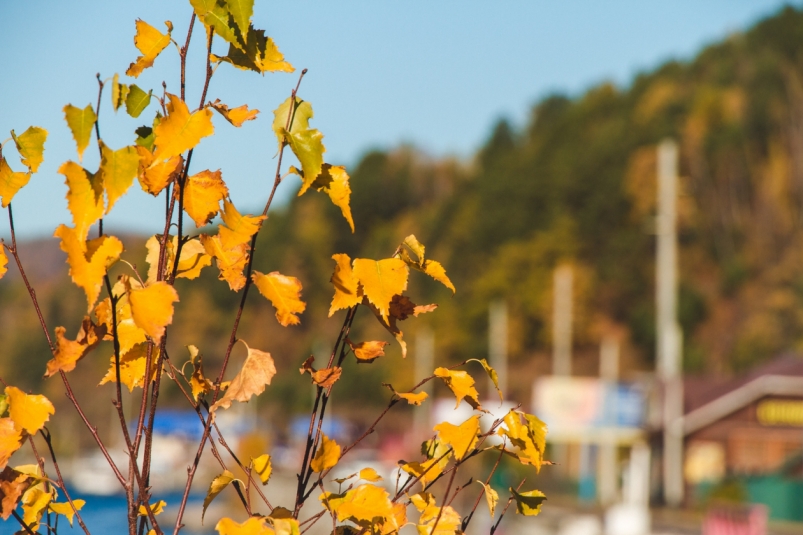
[
  {"left": 252, "top": 454, "right": 272, "bottom": 485},
  {"left": 383, "top": 383, "right": 428, "bottom": 406},
  {"left": 100, "top": 142, "right": 140, "bottom": 213},
  {"left": 497, "top": 410, "right": 548, "bottom": 471},
  {"left": 0, "top": 466, "right": 30, "bottom": 520},
  {"left": 6, "top": 387, "right": 54, "bottom": 435},
  {"left": 476, "top": 481, "right": 499, "bottom": 518},
  {"left": 290, "top": 164, "right": 354, "bottom": 232},
  {"left": 59, "top": 161, "right": 104, "bottom": 241},
  {"left": 94, "top": 277, "right": 148, "bottom": 355},
  {"left": 11, "top": 126, "right": 47, "bottom": 173},
  {"left": 469, "top": 358, "right": 503, "bottom": 402},
  {"left": 329, "top": 254, "right": 361, "bottom": 316},
  {"left": 125, "top": 84, "right": 153, "bottom": 118},
  {"left": 183, "top": 169, "right": 229, "bottom": 227},
  {"left": 399, "top": 235, "right": 455, "bottom": 293},
  {"left": 128, "top": 281, "right": 179, "bottom": 344},
  {"left": 145, "top": 234, "right": 211, "bottom": 283},
  {"left": 100, "top": 343, "right": 160, "bottom": 392},
  {"left": 358, "top": 467, "right": 382, "bottom": 482},
  {"left": 434, "top": 415, "right": 480, "bottom": 460},
  {"left": 353, "top": 258, "right": 408, "bottom": 322},
  {"left": 190, "top": 0, "right": 240, "bottom": 48},
  {"left": 434, "top": 367, "right": 482, "bottom": 411},
  {"left": 310, "top": 433, "right": 340, "bottom": 473},
  {"left": 56, "top": 227, "right": 124, "bottom": 312},
  {"left": 136, "top": 147, "right": 183, "bottom": 196},
  {"left": 203, "top": 470, "right": 241, "bottom": 522},
  {"left": 308, "top": 366, "right": 342, "bottom": 389},
  {"left": 334, "top": 484, "right": 394, "bottom": 526},
  {"left": 417, "top": 505, "right": 461, "bottom": 535},
  {"left": 510, "top": 488, "right": 546, "bottom": 516},
  {"left": 400, "top": 456, "right": 448, "bottom": 487},
  {"left": 126, "top": 19, "right": 172, "bottom": 77},
  {"left": 0, "top": 247, "right": 7, "bottom": 280},
  {"left": 138, "top": 499, "right": 166, "bottom": 516},
  {"left": 45, "top": 316, "right": 106, "bottom": 377},
  {"left": 211, "top": 341, "right": 276, "bottom": 411},
  {"left": 214, "top": 27, "right": 294, "bottom": 74},
  {"left": 201, "top": 234, "right": 249, "bottom": 291},
  {"left": 63, "top": 104, "right": 96, "bottom": 161},
  {"left": 154, "top": 93, "right": 214, "bottom": 160},
  {"left": 0, "top": 158, "right": 31, "bottom": 208},
  {"left": 272, "top": 97, "right": 323, "bottom": 193},
  {"left": 111, "top": 73, "right": 129, "bottom": 112},
  {"left": 21, "top": 484, "right": 52, "bottom": 531},
  {"left": 252, "top": 271, "right": 306, "bottom": 326},
  {"left": 186, "top": 345, "right": 213, "bottom": 401},
  {"left": 0, "top": 420, "right": 22, "bottom": 471},
  {"left": 50, "top": 499, "right": 86, "bottom": 526},
  {"left": 215, "top": 516, "right": 273, "bottom": 535},
  {"left": 347, "top": 339, "right": 388, "bottom": 363},
  {"left": 219, "top": 198, "right": 265, "bottom": 249},
  {"left": 211, "top": 100, "right": 259, "bottom": 127}
]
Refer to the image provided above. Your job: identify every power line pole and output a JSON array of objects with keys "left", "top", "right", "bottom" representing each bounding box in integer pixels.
[
  {"left": 657, "top": 139, "right": 684, "bottom": 506},
  {"left": 488, "top": 300, "right": 508, "bottom": 396},
  {"left": 414, "top": 327, "right": 435, "bottom": 437},
  {"left": 553, "top": 264, "right": 573, "bottom": 377}
]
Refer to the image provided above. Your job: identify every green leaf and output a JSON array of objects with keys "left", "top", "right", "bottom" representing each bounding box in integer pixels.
[
  {"left": 63, "top": 104, "right": 96, "bottom": 161},
  {"left": 135, "top": 126, "right": 155, "bottom": 151},
  {"left": 125, "top": 85, "right": 152, "bottom": 119},
  {"left": 99, "top": 143, "right": 140, "bottom": 213},
  {"left": 190, "top": 0, "right": 239, "bottom": 48},
  {"left": 11, "top": 126, "right": 48, "bottom": 173},
  {"left": 225, "top": 0, "right": 253, "bottom": 40},
  {"left": 272, "top": 96, "right": 324, "bottom": 194},
  {"left": 469, "top": 358, "right": 503, "bottom": 401},
  {"left": 510, "top": 488, "right": 546, "bottom": 516}
]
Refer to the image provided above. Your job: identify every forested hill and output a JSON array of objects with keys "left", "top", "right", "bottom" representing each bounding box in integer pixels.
[{"left": 4, "top": 6, "right": 803, "bottom": 416}]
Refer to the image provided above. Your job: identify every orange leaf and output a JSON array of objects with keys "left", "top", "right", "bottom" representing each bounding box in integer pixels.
[
  {"left": 136, "top": 147, "right": 183, "bottom": 196},
  {"left": 183, "top": 169, "right": 229, "bottom": 227},
  {"left": 128, "top": 281, "right": 178, "bottom": 344},
  {"left": 153, "top": 94, "right": 214, "bottom": 160},
  {"left": 211, "top": 341, "right": 276, "bottom": 411},
  {"left": 59, "top": 161, "right": 104, "bottom": 241},
  {"left": 211, "top": 100, "right": 260, "bottom": 127},
  {"left": 45, "top": 317, "right": 106, "bottom": 377},
  {"left": 6, "top": 387, "right": 54, "bottom": 435},
  {"left": 0, "top": 158, "right": 31, "bottom": 208},
  {"left": 186, "top": 345, "right": 213, "bottom": 401},
  {"left": 252, "top": 271, "right": 306, "bottom": 326},
  {"left": 126, "top": 19, "right": 172, "bottom": 78},
  {"left": 328, "top": 253, "right": 361, "bottom": 316},
  {"left": 219, "top": 199, "right": 265, "bottom": 249},
  {"left": 347, "top": 338, "right": 388, "bottom": 363},
  {"left": 0, "top": 466, "right": 31, "bottom": 520},
  {"left": 0, "top": 420, "right": 22, "bottom": 471},
  {"left": 201, "top": 234, "right": 249, "bottom": 291}
]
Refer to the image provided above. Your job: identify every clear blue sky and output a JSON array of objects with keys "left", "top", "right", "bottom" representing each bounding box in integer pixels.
[{"left": 1, "top": 1, "right": 799, "bottom": 238}]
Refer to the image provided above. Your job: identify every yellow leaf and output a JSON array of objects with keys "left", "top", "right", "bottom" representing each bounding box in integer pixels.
[
  {"left": 145, "top": 235, "right": 211, "bottom": 283},
  {"left": 136, "top": 146, "right": 183, "bottom": 196},
  {"left": 187, "top": 345, "right": 213, "bottom": 401},
  {"left": 183, "top": 169, "right": 229, "bottom": 227},
  {"left": 347, "top": 338, "right": 388, "bottom": 363},
  {"left": 211, "top": 100, "right": 259, "bottom": 127},
  {"left": 0, "top": 422, "right": 23, "bottom": 471},
  {"left": 469, "top": 358, "right": 503, "bottom": 402},
  {"left": 203, "top": 470, "right": 240, "bottom": 522},
  {"left": 94, "top": 278, "right": 148, "bottom": 355},
  {"left": 154, "top": 93, "right": 214, "bottom": 160},
  {"left": 310, "top": 366, "right": 342, "bottom": 389},
  {"left": 6, "top": 387, "right": 54, "bottom": 435},
  {"left": 211, "top": 341, "right": 276, "bottom": 411},
  {"left": 272, "top": 97, "right": 324, "bottom": 194},
  {"left": 510, "top": 488, "right": 546, "bottom": 516},
  {"left": 410, "top": 491, "right": 437, "bottom": 515},
  {"left": 63, "top": 104, "right": 96, "bottom": 161},
  {"left": 213, "top": 27, "right": 294, "bottom": 74},
  {"left": 400, "top": 457, "right": 446, "bottom": 487},
  {"left": 0, "top": 247, "right": 7, "bottom": 280},
  {"left": 126, "top": 19, "right": 172, "bottom": 78},
  {"left": 290, "top": 164, "right": 354, "bottom": 232},
  {"left": 138, "top": 499, "right": 166, "bottom": 516},
  {"left": 364, "top": 295, "right": 421, "bottom": 359},
  {"left": 359, "top": 467, "right": 382, "bottom": 482},
  {"left": 252, "top": 271, "right": 306, "bottom": 327},
  {"left": 219, "top": 199, "right": 265, "bottom": 249},
  {"left": 434, "top": 368, "right": 482, "bottom": 411},
  {"left": 45, "top": 316, "right": 106, "bottom": 377},
  {"left": 381, "top": 502, "right": 408, "bottom": 535},
  {"left": 335, "top": 483, "right": 393, "bottom": 525},
  {"left": 59, "top": 161, "right": 104, "bottom": 241},
  {"left": 497, "top": 410, "right": 547, "bottom": 471},
  {"left": 10, "top": 126, "right": 47, "bottom": 173},
  {"left": 0, "top": 158, "right": 31, "bottom": 208},
  {"left": 398, "top": 391, "right": 428, "bottom": 406},
  {"left": 400, "top": 235, "right": 455, "bottom": 293},
  {"left": 190, "top": 0, "right": 240, "bottom": 48},
  {"left": 49, "top": 499, "right": 86, "bottom": 526},
  {"left": 21, "top": 485, "right": 52, "bottom": 531},
  {"left": 416, "top": 505, "right": 461, "bottom": 535},
  {"left": 252, "top": 454, "right": 272, "bottom": 485},
  {"left": 128, "top": 281, "right": 179, "bottom": 343},
  {"left": 111, "top": 73, "right": 129, "bottom": 112},
  {"left": 56, "top": 228, "right": 124, "bottom": 312},
  {"left": 100, "top": 343, "right": 160, "bottom": 392},
  {"left": 100, "top": 142, "right": 140, "bottom": 214},
  {"left": 0, "top": 466, "right": 31, "bottom": 520},
  {"left": 310, "top": 433, "right": 340, "bottom": 473},
  {"left": 434, "top": 415, "right": 480, "bottom": 460},
  {"left": 215, "top": 516, "right": 274, "bottom": 535},
  {"left": 201, "top": 234, "right": 249, "bottom": 291},
  {"left": 476, "top": 481, "right": 498, "bottom": 518},
  {"left": 329, "top": 253, "right": 361, "bottom": 316},
  {"left": 353, "top": 258, "right": 408, "bottom": 322}
]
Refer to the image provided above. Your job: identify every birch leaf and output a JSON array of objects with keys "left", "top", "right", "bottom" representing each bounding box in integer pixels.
[
  {"left": 476, "top": 481, "right": 498, "bottom": 518},
  {"left": 203, "top": 470, "right": 240, "bottom": 522},
  {"left": 59, "top": 161, "right": 104, "bottom": 241},
  {"left": 0, "top": 158, "right": 31, "bottom": 208},
  {"left": 211, "top": 100, "right": 259, "bottom": 127},
  {"left": 0, "top": 467, "right": 30, "bottom": 520},
  {"left": 54, "top": 226, "right": 123, "bottom": 312},
  {"left": 100, "top": 142, "right": 140, "bottom": 213},
  {"left": 510, "top": 488, "right": 547, "bottom": 516},
  {"left": 469, "top": 358, "right": 503, "bottom": 402},
  {"left": 0, "top": 420, "right": 22, "bottom": 471},
  {"left": 45, "top": 316, "right": 106, "bottom": 377},
  {"left": 63, "top": 104, "right": 96, "bottom": 161},
  {"left": 154, "top": 94, "right": 214, "bottom": 160},
  {"left": 329, "top": 253, "right": 361, "bottom": 316},
  {"left": 201, "top": 234, "right": 249, "bottom": 291},
  {"left": 353, "top": 258, "right": 408, "bottom": 322},
  {"left": 128, "top": 281, "right": 179, "bottom": 344},
  {"left": 310, "top": 433, "right": 340, "bottom": 473},
  {"left": 434, "top": 415, "right": 480, "bottom": 460},
  {"left": 252, "top": 271, "right": 305, "bottom": 326},
  {"left": 215, "top": 516, "right": 273, "bottom": 535},
  {"left": 347, "top": 339, "right": 388, "bottom": 363},
  {"left": 11, "top": 126, "right": 47, "bottom": 173},
  {"left": 252, "top": 454, "right": 272, "bottom": 485},
  {"left": 184, "top": 169, "right": 229, "bottom": 227},
  {"left": 211, "top": 341, "right": 276, "bottom": 411},
  {"left": 99, "top": 343, "right": 160, "bottom": 392},
  {"left": 126, "top": 19, "right": 172, "bottom": 77},
  {"left": 6, "top": 387, "right": 54, "bottom": 435},
  {"left": 434, "top": 368, "right": 482, "bottom": 411}
]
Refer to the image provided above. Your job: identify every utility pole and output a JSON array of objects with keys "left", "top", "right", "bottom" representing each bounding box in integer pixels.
[
  {"left": 488, "top": 300, "right": 508, "bottom": 396},
  {"left": 656, "top": 139, "right": 684, "bottom": 506},
  {"left": 598, "top": 335, "right": 620, "bottom": 506},
  {"left": 553, "top": 264, "right": 573, "bottom": 376},
  {"left": 414, "top": 327, "right": 435, "bottom": 437}
]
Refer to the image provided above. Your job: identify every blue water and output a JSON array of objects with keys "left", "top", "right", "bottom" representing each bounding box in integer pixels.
[{"left": 1, "top": 492, "right": 212, "bottom": 534}]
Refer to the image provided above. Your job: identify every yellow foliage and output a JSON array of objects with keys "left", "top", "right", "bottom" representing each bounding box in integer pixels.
[
  {"left": 6, "top": 386, "right": 54, "bottom": 435},
  {"left": 211, "top": 341, "right": 276, "bottom": 411},
  {"left": 154, "top": 93, "right": 214, "bottom": 161},
  {"left": 252, "top": 271, "right": 306, "bottom": 326},
  {"left": 126, "top": 19, "right": 172, "bottom": 77},
  {"left": 310, "top": 433, "right": 340, "bottom": 473}
]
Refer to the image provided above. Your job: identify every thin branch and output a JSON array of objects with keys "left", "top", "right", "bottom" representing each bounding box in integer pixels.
[
  {"left": 491, "top": 478, "right": 526, "bottom": 535},
  {"left": 12, "top": 510, "right": 37, "bottom": 535},
  {"left": 461, "top": 439, "right": 506, "bottom": 532},
  {"left": 41, "top": 428, "right": 92, "bottom": 535},
  {"left": 179, "top": 13, "right": 196, "bottom": 102},
  {"left": 429, "top": 464, "right": 459, "bottom": 535}
]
